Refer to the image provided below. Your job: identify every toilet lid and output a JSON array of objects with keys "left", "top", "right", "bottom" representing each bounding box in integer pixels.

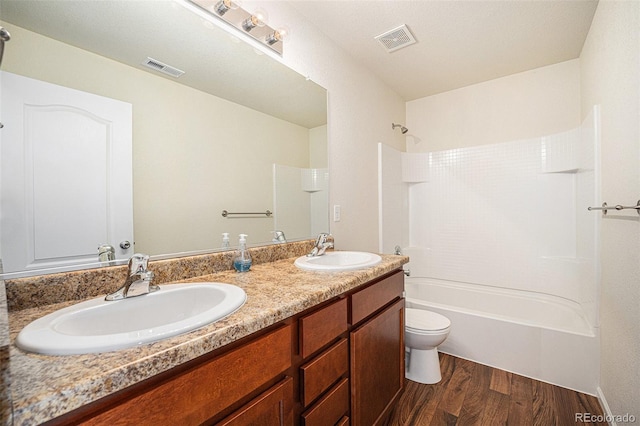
[{"left": 406, "top": 308, "right": 451, "bottom": 331}]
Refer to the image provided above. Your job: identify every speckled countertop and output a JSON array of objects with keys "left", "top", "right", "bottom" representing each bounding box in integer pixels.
[
  {"left": 0, "top": 281, "right": 12, "bottom": 426},
  {"left": 7, "top": 253, "right": 408, "bottom": 425}
]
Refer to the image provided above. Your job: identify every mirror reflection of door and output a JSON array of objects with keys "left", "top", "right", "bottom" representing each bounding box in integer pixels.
[{"left": 1, "top": 71, "right": 133, "bottom": 274}]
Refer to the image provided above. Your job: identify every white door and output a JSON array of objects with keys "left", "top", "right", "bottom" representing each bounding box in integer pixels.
[{"left": 0, "top": 71, "right": 133, "bottom": 275}]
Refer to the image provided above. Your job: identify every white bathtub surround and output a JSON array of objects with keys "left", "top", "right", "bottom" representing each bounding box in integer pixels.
[
  {"left": 379, "top": 107, "right": 601, "bottom": 395},
  {"left": 407, "top": 109, "right": 598, "bottom": 321}
]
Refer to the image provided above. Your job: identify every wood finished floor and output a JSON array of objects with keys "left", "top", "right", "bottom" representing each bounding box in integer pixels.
[{"left": 385, "top": 353, "right": 606, "bottom": 426}]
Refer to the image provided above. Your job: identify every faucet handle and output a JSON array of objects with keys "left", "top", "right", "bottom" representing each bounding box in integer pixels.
[
  {"left": 307, "top": 233, "right": 334, "bottom": 257},
  {"left": 128, "top": 253, "right": 149, "bottom": 275},
  {"left": 272, "top": 230, "right": 287, "bottom": 243},
  {"left": 98, "top": 244, "right": 116, "bottom": 262},
  {"left": 314, "top": 232, "right": 329, "bottom": 245}
]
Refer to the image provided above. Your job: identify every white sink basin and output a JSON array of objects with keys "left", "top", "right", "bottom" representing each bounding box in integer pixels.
[
  {"left": 16, "top": 282, "right": 246, "bottom": 355},
  {"left": 294, "top": 251, "right": 382, "bottom": 272}
]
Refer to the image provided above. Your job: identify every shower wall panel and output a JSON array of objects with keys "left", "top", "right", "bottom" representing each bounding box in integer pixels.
[
  {"left": 396, "top": 109, "right": 599, "bottom": 324},
  {"left": 377, "top": 143, "right": 408, "bottom": 254}
]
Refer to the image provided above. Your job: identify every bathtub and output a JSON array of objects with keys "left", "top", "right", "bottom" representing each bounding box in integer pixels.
[{"left": 405, "top": 277, "right": 599, "bottom": 395}]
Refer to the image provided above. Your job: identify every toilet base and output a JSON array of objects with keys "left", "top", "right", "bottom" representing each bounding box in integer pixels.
[{"left": 405, "top": 347, "right": 442, "bottom": 384}]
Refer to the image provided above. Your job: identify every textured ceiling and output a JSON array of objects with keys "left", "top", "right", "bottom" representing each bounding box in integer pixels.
[{"left": 288, "top": 0, "right": 598, "bottom": 100}]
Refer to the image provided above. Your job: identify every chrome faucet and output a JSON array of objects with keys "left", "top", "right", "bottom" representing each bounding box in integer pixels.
[
  {"left": 105, "top": 253, "right": 159, "bottom": 301},
  {"left": 272, "top": 230, "right": 287, "bottom": 243},
  {"left": 98, "top": 244, "right": 116, "bottom": 262},
  {"left": 307, "top": 233, "right": 334, "bottom": 257}
]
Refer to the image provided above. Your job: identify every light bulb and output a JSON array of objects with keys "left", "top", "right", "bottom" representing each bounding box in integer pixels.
[
  {"left": 266, "top": 26, "right": 289, "bottom": 45},
  {"left": 242, "top": 8, "right": 268, "bottom": 31},
  {"left": 213, "top": 0, "right": 240, "bottom": 16}
]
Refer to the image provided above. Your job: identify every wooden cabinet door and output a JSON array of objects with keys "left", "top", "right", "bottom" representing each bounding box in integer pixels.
[
  {"left": 218, "top": 377, "right": 293, "bottom": 426},
  {"left": 79, "top": 325, "right": 292, "bottom": 425},
  {"left": 350, "top": 299, "right": 404, "bottom": 426}
]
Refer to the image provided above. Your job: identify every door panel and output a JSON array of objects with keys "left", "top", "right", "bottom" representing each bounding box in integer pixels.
[
  {"left": 350, "top": 299, "right": 404, "bottom": 426},
  {"left": 1, "top": 71, "right": 133, "bottom": 274}
]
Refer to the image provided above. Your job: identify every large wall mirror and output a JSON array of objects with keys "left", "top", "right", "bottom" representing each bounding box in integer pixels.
[{"left": 0, "top": 0, "right": 328, "bottom": 278}]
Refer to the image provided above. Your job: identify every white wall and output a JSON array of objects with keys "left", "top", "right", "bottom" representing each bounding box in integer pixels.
[
  {"left": 244, "top": 1, "right": 406, "bottom": 252},
  {"left": 407, "top": 59, "right": 581, "bottom": 152},
  {"left": 580, "top": 0, "right": 640, "bottom": 417}
]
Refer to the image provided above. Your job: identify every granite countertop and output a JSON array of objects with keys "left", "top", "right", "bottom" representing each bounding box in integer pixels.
[
  {"left": 0, "top": 281, "right": 12, "bottom": 425},
  {"left": 8, "top": 254, "right": 408, "bottom": 425}
]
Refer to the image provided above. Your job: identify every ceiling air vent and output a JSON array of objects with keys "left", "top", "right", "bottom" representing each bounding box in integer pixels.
[
  {"left": 142, "top": 57, "right": 185, "bottom": 78},
  {"left": 374, "top": 24, "right": 417, "bottom": 53}
]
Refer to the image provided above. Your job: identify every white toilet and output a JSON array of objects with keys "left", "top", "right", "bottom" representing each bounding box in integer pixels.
[{"left": 405, "top": 308, "right": 451, "bottom": 384}]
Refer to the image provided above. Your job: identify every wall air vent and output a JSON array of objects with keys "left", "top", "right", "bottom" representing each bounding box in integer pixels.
[
  {"left": 374, "top": 24, "right": 417, "bottom": 53},
  {"left": 142, "top": 57, "right": 185, "bottom": 78}
]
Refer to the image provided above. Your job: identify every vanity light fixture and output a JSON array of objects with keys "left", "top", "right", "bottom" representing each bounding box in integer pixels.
[
  {"left": 213, "top": 0, "right": 239, "bottom": 16},
  {"left": 186, "top": 0, "right": 286, "bottom": 55}
]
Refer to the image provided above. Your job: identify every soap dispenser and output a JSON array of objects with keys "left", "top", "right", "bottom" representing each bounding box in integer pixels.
[
  {"left": 233, "top": 234, "right": 252, "bottom": 272},
  {"left": 222, "top": 233, "right": 230, "bottom": 249}
]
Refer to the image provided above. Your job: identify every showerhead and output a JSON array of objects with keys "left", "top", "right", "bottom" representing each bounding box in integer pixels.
[
  {"left": 0, "top": 27, "right": 10, "bottom": 42},
  {"left": 392, "top": 123, "right": 408, "bottom": 134},
  {"left": 0, "top": 27, "right": 10, "bottom": 69}
]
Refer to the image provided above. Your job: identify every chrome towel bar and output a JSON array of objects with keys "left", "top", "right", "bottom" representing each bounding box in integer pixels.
[
  {"left": 587, "top": 200, "right": 640, "bottom": 216},
  {"left": 222, "top": 209, "right": 272, "bottom": 218}
]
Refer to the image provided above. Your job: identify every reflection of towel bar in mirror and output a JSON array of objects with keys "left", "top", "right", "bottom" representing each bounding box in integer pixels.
[
  {"left": 222, "top": 210, "right": 273, "bottom": 218},
  {"left": 587, "top": 200, "right": 640, "bottom": 215}
]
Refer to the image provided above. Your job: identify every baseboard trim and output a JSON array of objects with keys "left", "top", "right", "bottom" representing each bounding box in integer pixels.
[{"left": 597, "top": 386, "right": 615, "bottom": 426}]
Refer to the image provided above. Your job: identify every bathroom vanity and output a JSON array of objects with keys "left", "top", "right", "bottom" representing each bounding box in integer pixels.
[{"left": 4, "top": 245, "right": 408, "bottom": 425}]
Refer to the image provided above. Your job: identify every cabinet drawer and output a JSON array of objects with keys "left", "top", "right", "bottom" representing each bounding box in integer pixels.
[
  {"left": 218, "top": 377, "right": 293, "bottom": 426},
  {"left": 300, "top": 338, "right": 348, "bottom": 407},
  {"left": 351, "top": 271, "right": 404, "bottom": 325},
  {"left": 301, "top": 378, "right": 349, "bottom": 426},
  {"left": 299, "top": 298, "right": 348, "bottom": 359},
  {"left": 82, "top": 325, "right": 292, "bottom": 426}
]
